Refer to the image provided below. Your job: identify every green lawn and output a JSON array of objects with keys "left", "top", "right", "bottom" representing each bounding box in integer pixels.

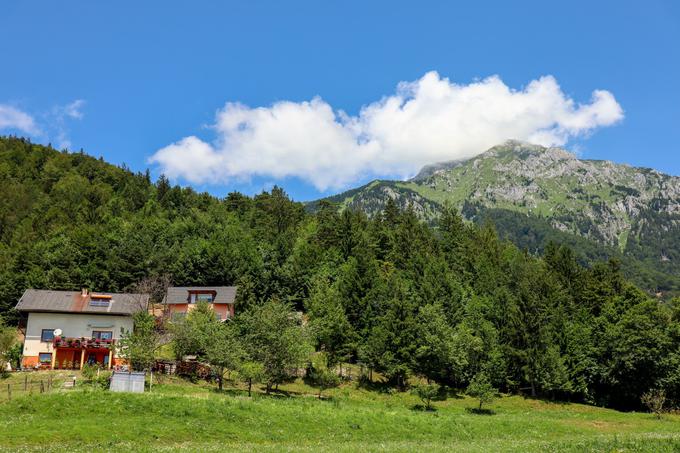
[{"left": 0, "top": 373, "right": 678, "bottom": 452}]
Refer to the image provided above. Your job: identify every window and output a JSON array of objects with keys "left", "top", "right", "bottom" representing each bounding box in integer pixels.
[
  {"left": 196, "top": 293, "right": 214, "bottom": 303},
  {"left": 89, "top": 297, "right": 110, "bottom": 307},
  {"left": 39, "top": 353, "right": 52, "bottom": 364},
  {"left": 41, "top": 329, "right": 55, "bottom": 342},
  {"left": 92, "top": 331, "right": 113, "bottom": 340},
  {"left": 189, "top": 292, "right": 214, "bottom": 303}
]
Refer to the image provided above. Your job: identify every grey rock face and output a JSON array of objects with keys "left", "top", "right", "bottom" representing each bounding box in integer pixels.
[{"left": 321, "top": 141, "right": 680, "bottom": 249}]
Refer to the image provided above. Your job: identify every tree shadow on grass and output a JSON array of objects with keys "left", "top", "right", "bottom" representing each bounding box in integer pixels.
[
  {"left": 262, "top": 388, "right": 303, "bottom": 399},
  {"left": 442, "top": 387, "right": 464, "bottom": 400},
  {"left": 211, "top": 388, "right": 249, "bottom": 397},
  {"left": 356, "top": 379, "right": 395, "bottom": 394},
  {"left": 210, "top": 386, "right": 304, "bottom": 399},
  {"left": 411, "top": 404, "right": 438, "bottom": 412},
  {"left": 465, "top": 407, "right": 495, "bottom": 415}
]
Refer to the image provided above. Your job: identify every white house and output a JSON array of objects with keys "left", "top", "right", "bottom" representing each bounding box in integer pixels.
[{"left": 16, "top": 288, "right": 147, "bottom": 370}]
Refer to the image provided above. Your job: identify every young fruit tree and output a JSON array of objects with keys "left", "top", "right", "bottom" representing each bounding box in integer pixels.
[
  {"left": 240, "top": 300, "right": 312, "bottom": 394},
  {"left": 238, "top": 361, "right": 265, "bottom": 397},
  {"left": 205, "top": 322, "right": 244, "bottom": 390},
  {"left": 118, "top": 311, "right": 162, "bottom": 372},
  {"left": 172, "top": 301, "right": 219, "bottom": 360},
  {"left": 411, "top": 383, "right": 441, "bottom": 411},
  {"left": 467, "top": 372, "right": 497, "bottom": 411}
]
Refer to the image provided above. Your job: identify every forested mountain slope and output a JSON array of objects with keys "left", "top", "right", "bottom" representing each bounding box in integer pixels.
[
  {"left": 311, "top": 141, "right": 680, "bottom": 295},
  {"left": 1, "top": 136, "right": 679, "bottom": 410}
]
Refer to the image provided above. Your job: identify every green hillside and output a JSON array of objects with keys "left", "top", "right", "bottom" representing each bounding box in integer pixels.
[
  {"left": 2, "top": 135, "right": 680, "bottom": 413},
  {"left": 311, "top": 141, "right": 680, "bottom": 295},
  {"left": 1, "top": 373, "right": 679, "bottom": 452}
]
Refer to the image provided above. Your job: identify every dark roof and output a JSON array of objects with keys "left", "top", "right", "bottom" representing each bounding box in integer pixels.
[
  {"left": 164, "top": 286, "right": 237, "bottom": 305},
  {"left": 15, "top": 289, "right": 148, "bottom": 315}
]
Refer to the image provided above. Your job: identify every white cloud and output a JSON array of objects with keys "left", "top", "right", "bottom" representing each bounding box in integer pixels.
[
  {"left": 62, "top": 99, "right": 85, "bottom": 120},
  {"left": 51, "top": 99, "right": 86, "bottom": 149},
  {"left": 150, "top": 72, "right": 624, "bottom": 191},
  {"left": 0, "top": 100, "right": 86, "bottom": 149},
  {"left": 0, "top": 104, "right": 40, "bottom": 135}
]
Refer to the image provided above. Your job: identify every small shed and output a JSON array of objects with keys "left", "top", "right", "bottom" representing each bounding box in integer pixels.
[{"left": 110, "top": 371, "right": 146, "bottom": 393}]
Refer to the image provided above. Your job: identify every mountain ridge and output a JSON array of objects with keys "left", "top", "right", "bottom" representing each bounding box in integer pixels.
[{"left": 311, "top": 140, "right": 680, "bottom": 295}]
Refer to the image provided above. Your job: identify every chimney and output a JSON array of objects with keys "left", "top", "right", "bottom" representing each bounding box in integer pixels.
[{"left": 81, "top": 288, "right": 89, "bottom": 297}]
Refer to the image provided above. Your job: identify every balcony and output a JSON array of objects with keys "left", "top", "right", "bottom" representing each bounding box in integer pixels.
[{"left": 53, "top": 337, "right": 115, "bottom": 349}]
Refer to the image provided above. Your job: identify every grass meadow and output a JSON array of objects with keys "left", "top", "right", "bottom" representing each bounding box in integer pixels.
[{"left": 0, "top": 371, "right": 678, "bottom": 452}]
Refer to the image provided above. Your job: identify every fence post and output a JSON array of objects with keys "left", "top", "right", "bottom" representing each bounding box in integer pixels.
[
  {"left": 40, "top": 380, "right": 44, "bottom": 394},
  {"left": 24, "top": 375, "right": 27, "bottom": 391},
  {"left": 7, "top": 384, "right": 10, "bottom": 401}
]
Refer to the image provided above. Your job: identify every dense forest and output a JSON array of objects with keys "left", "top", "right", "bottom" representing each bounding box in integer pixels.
[{"left": 1, "top": 136, "right": 679, "bottom": 410}]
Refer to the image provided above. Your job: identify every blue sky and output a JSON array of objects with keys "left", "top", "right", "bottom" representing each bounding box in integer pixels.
[{"left": 1, "top": 1, "right": 679, "bottom": 201}]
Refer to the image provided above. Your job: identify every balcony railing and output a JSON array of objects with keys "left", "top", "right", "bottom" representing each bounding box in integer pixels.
[{"left": 52, "top": 337, "right": 115, "bottom": 349}]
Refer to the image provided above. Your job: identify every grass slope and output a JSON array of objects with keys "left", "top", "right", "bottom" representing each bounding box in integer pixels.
[{"left": 0, "top": 374, "right": 679, "bottom": 452}]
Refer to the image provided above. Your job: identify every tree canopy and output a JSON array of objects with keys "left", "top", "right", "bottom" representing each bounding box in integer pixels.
[{"left": 2, "top": 136, "right": 679, "bottom": 409}]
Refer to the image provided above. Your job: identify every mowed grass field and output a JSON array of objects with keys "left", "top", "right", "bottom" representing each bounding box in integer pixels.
[{"left": 0, "top": 372, "right": 679, "bottom": 452}]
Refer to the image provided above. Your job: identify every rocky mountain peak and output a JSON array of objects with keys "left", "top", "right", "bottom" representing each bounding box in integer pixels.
[{"left": 312, "top": 141, "right": 680, "bottom": 294}]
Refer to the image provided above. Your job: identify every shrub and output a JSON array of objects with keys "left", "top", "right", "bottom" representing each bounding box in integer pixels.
[
  {"left": 81, "top": 363, "right": 99, "bottom": 382},
  {"left": 7, "top": 343, "right": 22, "bottom": 370},
  {"left": 305, "top": 354, "right": 341, "bottom": 399},
  {"left": 641, "top": 389, "right": 666, "bottom": 419},
  {"left": 0, "top": 325, "right": 16, "bottom": 376},
  {"left": 95, "top": 371, "right": 112, "bottom": 389}
]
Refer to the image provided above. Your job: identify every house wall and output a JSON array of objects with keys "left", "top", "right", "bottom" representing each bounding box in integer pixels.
[
  {"left": 168, "top": 303, "right": 189, "bottom": 314},
  {"left": 213, "top": 303, "right": 234, "bottom": 319},
  {"left": 168, "top": 303, "right": 234, "bottom": 320},
  {"left": 22, "top": 312, "right": 133, "bottom": 366}
]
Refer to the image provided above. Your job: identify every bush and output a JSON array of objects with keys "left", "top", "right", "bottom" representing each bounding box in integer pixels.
[
  {"left": 641, "top": 389, "right": 666, "bottom": 419},
  {"left": 7, "top": 343, "right": 22, "bottom": 370},
  {"left": 81, "top": 363, "right": 99, "bottom": 382},
  {"left": 94, "top": 371, "right": 112, "bottom": 389},
  {"left": 0, "top": 326, "right": 16, "bottom": 376},
  {"left": 305, "top": 354, "right": 341, "bottom": 399}
]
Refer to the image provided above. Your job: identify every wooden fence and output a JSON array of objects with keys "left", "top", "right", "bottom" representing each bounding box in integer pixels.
[{"left": 1, "top": 374, "right": 75, "bottom": 403}]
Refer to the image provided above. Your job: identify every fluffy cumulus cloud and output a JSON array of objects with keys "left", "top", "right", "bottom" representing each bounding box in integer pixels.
[
  {"left": 0, "top": 104, "right": 40, "bottom": 135},
  {"left": 150, "top": 72, "right": 624, "bottom": 191}
]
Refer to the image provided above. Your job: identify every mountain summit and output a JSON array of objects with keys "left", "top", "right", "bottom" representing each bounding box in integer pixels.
[{"left": 313, "top": 141, "right": 680, "bottom": 294}]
